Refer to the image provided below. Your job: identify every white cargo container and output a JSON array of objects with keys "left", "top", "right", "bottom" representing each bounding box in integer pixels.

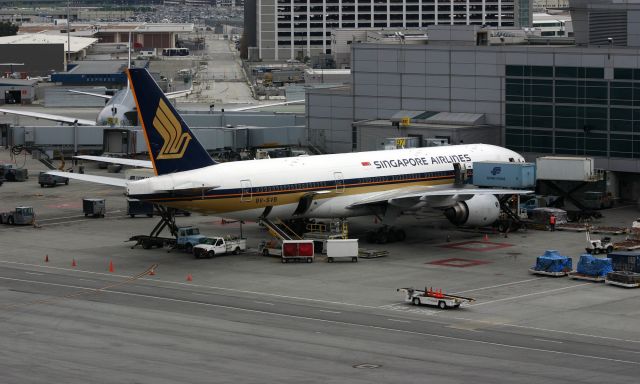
[
  {"left": 535, "top": 157, "right": 594, "bottom": 181},
  {"left": 326, "top": 239, "right": 359, "bottom": 262}
]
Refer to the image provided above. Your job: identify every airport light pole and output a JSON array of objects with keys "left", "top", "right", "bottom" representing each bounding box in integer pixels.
[{"left": 67, "top": 0, "right": 71, "bottom": 69}]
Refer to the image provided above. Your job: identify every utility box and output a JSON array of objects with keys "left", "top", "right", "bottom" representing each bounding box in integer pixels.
[
  {"left": 472, "top": 161, "right": 535, "bottom": 188},
  {"left": 536, "top": 157, "right": 595, "bottom": 181},
  {"left": 326, "top": 239, "right": 359, "bottom": 263}
]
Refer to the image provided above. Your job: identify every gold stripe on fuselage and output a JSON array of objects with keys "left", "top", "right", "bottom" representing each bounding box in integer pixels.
[{"left": 148, "top": 177, "right": 455, "bottom": 214}]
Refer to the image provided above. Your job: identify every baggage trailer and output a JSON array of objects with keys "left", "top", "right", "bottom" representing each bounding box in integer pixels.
[
  {"left": 281, "top": 240, "right": 315, "bottom": 263},
  {"left": 326, "top": 238, "right": 359, "bottom": 262},
  {"left": 397, "top": 287, "right": 475, "bottom": 309}
]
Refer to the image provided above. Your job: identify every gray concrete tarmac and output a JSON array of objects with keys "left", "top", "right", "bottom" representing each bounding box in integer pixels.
[
  {"left": 1, "top": 264, "right": 638, "bottom": 384},
  {"left": 1, "top": 150, "right": 640, "bottom": 382}
]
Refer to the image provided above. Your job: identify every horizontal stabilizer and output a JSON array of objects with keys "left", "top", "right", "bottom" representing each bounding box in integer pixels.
[
  {"left": 46, "top": 171, "right": 127, "bottom": 187},
  {"left": 74, "top": 155, "right": 153, "bottom": 168},
  {"left": 67, "top": 90, "right": 113, "bottom": 100}
]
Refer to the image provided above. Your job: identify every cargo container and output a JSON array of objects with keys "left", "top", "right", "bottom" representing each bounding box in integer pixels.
[
  {"left": 607, "top": 251, "right": 640, "bottom": 273},
  {"left": 535, "top": 157, "right": 595, "bottom": 181},
  {"left": 472, "top": 161, "right": 535, "bottom": 188}
]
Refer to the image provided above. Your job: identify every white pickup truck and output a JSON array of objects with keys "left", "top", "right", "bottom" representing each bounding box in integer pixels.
[{"left": 193, "top": 236, "right": 247, "bottom": 259}]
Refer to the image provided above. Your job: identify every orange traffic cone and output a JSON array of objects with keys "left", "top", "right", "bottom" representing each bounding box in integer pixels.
[
  {"left": 149, "top": 268, "right": 155, "bottom": 276},
  {"left": 109, "top": 260, "right": 114, "bottom": 273},
  {"left": 72, "top": 259, "right": 77, "bottom": 267},
  {"left": 45, "top": 254, "right": 49, "bottom": 262},
  {"left": 483, "top": 234, "right": 489, "bottom": 242},
  {"left": 186, "top": 273, "right": 193, "bottom": 282}
]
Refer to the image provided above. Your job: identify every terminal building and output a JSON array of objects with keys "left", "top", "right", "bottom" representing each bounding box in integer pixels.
[{"left": 306, "top": 0, "right": 640, "bottom": 199}]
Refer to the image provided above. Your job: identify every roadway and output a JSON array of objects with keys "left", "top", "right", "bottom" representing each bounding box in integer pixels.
[{"left": 1, "top": 263, "right": 639, "bottom": 384}]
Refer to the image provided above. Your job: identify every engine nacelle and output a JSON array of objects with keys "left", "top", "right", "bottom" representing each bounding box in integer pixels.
[{"left": 443, "top": 194, "right": 501, "bottom": 227}]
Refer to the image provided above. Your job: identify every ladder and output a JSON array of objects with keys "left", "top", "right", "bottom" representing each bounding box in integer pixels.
[{"left": 261, "top": 218, "right": 302, "bottom": 241}]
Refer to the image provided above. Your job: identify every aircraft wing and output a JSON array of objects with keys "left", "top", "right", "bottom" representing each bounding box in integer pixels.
[
  {"left": 0, "top": 108, "right": 96, "bottom": 126},
  {"left": 67, "top": 90, "right": 113, "bottom": 100},
  {"left": 229, "top": 100, "right": 304, "bottom": 111},
  {"left": 348, "top": 185, "right": 533, "bottom": 209},
  {"left": 74, "top": 155, "right": 153, "bottom": 168},
  {"left": 165, "top": 87, "right": 192, "bottom": 99},
  {"left": 46, "top": 171, "right": 127, "bottom": 187}
]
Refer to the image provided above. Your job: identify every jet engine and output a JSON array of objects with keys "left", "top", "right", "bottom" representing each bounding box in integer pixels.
[{"left": 443, "top": 194, "right": 500, "bottom": 227}]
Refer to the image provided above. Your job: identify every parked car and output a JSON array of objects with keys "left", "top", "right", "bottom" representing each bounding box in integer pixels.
[{"left": 38, "top": 172, "right": 69, "bottom": 187}]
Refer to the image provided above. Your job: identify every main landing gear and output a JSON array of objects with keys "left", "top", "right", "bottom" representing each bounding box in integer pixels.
[{"left": 365, "top": 226, "right": 406, "bottom": 244}]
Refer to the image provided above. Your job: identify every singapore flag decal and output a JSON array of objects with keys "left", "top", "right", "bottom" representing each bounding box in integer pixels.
[{"left": 361, "top": 161, "right": 371, "bottom": 166}]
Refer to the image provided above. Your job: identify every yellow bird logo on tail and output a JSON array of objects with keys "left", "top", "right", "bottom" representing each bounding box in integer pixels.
[{"left": 153, "top": 99, "right": 192, "bottom": 159}]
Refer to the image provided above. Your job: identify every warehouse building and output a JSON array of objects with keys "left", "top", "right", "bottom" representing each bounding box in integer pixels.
[{"left": 0, "top": 34, "right": 97, "bottom": 75}]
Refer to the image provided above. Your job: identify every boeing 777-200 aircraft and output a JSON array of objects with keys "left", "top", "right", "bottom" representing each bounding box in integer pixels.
[{"left": 48, "top": 68, "right": 531, "bottom": 239}]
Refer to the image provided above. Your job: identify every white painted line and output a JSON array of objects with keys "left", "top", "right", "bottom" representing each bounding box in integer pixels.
[
  {"left": 192, "top": 293, "right": 207, "bottom": 296},
  {"left": 0, "top": 260, "right": 379, "bottom": 310},
  {"left": 469, "top": 283, "right": 592, "bottom": 306},
  {"left": 25, "top": 272, "right": 43, "bottom": 276},
  {"left": 78, "top": 279, "right": 92, "bottom": 282},
  {"left": 449, "top": 316, "right": 640, "bottom": 345},
  {"left": 535, "top": 338, "right": 563, "bottom": 344},
  {"left": 319, "top": 310, "right": 341, "bottom": 314},
  {"left": 254, "top": 301, "right": 275, "bottom": 306},
  {"left": 619, "top": 350, "right": 640, "bottom": 354},
  {"left": 37, "top": 210, "right": 122, "bottom": 222},
  {"left": 387, "top": 319, "right": 410, "bottom": 323},
  {"left": 451, "top": 278, "right": 541, "bottom": 295},
  {"left": 1, "top": 276, "right": 638, "bottom": 367}
]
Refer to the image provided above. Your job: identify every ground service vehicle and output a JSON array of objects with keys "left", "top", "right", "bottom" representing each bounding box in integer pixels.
[
  {"left": 192, "top": 236, "right": 247, "bottom": 258},
  {"left": 131, "top": 226, "right": 205, "bottom": 252},
  {"left": 0, "top": 206, "right": 35, "bottom": 225},
  {"left": 585, "top": 230, "right": 614, "bottom": 254},
  {"left": 397, "top": 287, "right": 475, "bottom": 309},
  {"left": 39, "top": 171, "right": 69, "bottom": 187}
]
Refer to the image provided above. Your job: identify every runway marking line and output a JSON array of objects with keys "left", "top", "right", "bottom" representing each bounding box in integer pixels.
[
  {"left": 0, "top": 275, "right": 637, "bottom": 367},
  {"left": 319, "top": 310, "right": 341, "bottom": 314},
  {"left": 469, "top": 283, "right": 592, "bottom": 306},
  {"left": 387, "top": 319, "right": 411, "bottom": 323},
  {"left": 535, "top": 338, "right": 563, "bottom": 344},
  {"left": 254, "top": 301, "right": 275, "bottom": 306},
  {"left": 451, "top": 278, "right": 541, "bottom": 294},
  {"left": 1, "top": 260, "right": 639, "bottom": 345}
]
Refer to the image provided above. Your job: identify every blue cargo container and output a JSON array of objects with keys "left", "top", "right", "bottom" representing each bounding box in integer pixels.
[{"left": 472, "top": 161, "right": 536, "bottom": 188}]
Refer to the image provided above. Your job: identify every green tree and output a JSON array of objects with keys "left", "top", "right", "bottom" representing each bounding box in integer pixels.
[{"left": 0, "top": 21, "right": 18, "bottom": 37}]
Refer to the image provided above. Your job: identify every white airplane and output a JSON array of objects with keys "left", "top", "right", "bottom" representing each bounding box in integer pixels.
[
  {"left": 0, "top": 80, "right": 302, "bottom": 127},
  {"left": 0, "top": 85, "right": 192, "bottom": 126},
  {"left": 48, "top": 68, "right": 531, "bottom": 239}
]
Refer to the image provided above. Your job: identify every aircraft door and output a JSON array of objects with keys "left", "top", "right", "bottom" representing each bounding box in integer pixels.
[
  {"left": 240, "top": 179, "right": 252, "bottom": 202},
  {"left": 334, "top": 172, "right": 344, "bottom": 193}
]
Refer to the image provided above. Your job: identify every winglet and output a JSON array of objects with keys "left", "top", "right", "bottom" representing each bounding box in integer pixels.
[{"left": 126, "top": 68, "right": 215, "bottom": 175}]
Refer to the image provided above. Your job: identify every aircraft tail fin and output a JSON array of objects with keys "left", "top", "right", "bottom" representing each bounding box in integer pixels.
[{"left": 127, "top": 68, "right": 215, "bottom": 175}]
